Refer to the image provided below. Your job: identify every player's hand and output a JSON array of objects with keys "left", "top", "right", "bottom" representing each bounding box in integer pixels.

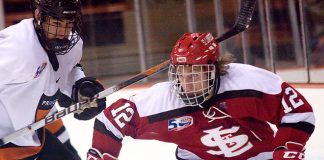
[
  {"left": 273, "top": 142, "right": 305, "bottom": 160},
  {"left": 57, "top": 93, "right": 73, "bottom": 108},
  {"left": 72, "top": 77, "right": 106, "bottom": 120},
  {"left": 87, "top": 148, "right": 117, "bottom": 160}
]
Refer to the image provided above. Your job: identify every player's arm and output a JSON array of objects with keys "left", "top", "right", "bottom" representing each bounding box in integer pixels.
[
  {"left": 57, "top": 63, "right": 85, "bottom": 96},
  {"left": 87, "top": 98, "right": 140, "bottom": 160},
  {"left": 270, "top": 82, "right": 315, "bottom": 160},
  {"left": 57, "top": 64, "right": 106, "bottom": 120}
]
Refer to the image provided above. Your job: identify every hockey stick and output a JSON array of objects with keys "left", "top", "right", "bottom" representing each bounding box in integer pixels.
[
  {"left": 215, "top": 0, "right": 256, "bottom": 43},
  {"left": 0, "top": 0, "right": 256, "bottom": 146},
  {"left": 0, "top": 60, "right": 170, "bottom": 146}
]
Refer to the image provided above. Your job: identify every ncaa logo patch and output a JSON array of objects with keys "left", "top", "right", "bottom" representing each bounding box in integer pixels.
[
  {"left": 34, "top": 62, "right": 47, "bottom": 78},
  {"left": 168, "top": 116, "right": 193, "bottom": 131}
]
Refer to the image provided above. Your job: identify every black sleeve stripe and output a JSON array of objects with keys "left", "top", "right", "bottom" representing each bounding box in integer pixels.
[
  {"left": 216, "top": 89, "right": 263, "bottom": 100},
  {"left": 0, "top": 142, "right": 20, "bottom": 148},
  {"left": 148, "top": 89, "right": 263, "bottom": 123},
  {"left": 280, "top": 121, "right": 315, "bottom": 135},
  {"left": 148, "top": 106, "right": 203, "bottom": 123},
  {"left": 75, "top": 63, "right": 83, "bottom": 68},
  {"left": 74, "top": 63, "right": 84, "bottom": 71},
  {"left": 94, "top": 119, "right": 122, "bottom": 142}
]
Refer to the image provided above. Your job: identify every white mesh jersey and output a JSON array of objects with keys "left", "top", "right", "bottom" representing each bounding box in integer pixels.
[
  {"left": 90, "top": 63, "right": 315, "bottom": 160},
  {"left": 0, "top": 19, "right": 85, "bottom": 147}
]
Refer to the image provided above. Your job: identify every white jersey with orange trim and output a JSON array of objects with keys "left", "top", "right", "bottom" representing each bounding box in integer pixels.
[
  {"left": 0, "top": 18, "right": 84, "bottom": 157},
  {"left": 90, "top": 63, "right": 315, "bottom": 160}
]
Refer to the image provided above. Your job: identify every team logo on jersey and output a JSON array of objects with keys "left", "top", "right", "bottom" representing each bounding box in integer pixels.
[
  {"left": 201, "top": 126, "right": 253, "bottom": 157},
  {"left": 34, "top": 62, "right": 47, "bottom": 78},
  {"left": 168, "top": 116, "right": 193, "bottom": 131},
  {"left": 202, "top": 103, "right": 230, "bottom": 123}
]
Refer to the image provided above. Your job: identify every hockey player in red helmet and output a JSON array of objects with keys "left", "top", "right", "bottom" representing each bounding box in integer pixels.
[
  {"left": 169, "top": 32, "right": 219, "bottom": 107},
  {"left": 87, "top": 33, "right": 314, "bottom": 160},
  {"left": 0, "top": 0, "right": 106, "bottom": 159}
]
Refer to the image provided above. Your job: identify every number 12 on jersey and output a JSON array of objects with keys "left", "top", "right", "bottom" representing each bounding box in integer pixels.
[
  {"left": 111, "top": 102, "right": 135, "bottom": 128},
  {"left": 282, "top": 87, "right": 304, "bottom": 113}
]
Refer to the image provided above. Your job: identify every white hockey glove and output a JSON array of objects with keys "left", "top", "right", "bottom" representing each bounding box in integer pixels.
[
  {"left": 87, "top": 148, "right": 118, "bottom": 160},
  {"left": 273, "top": 142, "right": 305, "bottom": 160},
  {"left": 71, "top": 77, "right": 106, "bottom": 120}
]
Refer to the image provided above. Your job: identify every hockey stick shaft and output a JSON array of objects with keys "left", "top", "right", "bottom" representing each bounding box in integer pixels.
[
  {"left": 215, "top": 0, "right": 256, "bottom": 43},
  {"left": 0, "top": 60, "right": 170, "bottom": 146},
  {"left": 0, "top": 0, "right": 256, "bottom": 146}
]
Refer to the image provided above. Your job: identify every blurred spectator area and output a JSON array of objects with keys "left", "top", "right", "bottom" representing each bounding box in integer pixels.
[{"left": 2, "top": 0, "right": 324, "bottom": 85}]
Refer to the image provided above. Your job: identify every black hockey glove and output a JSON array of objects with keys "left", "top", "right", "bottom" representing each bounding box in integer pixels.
[
  {"left": 57, "top": 93, "right": 73, "bottom": 108},
  {"left": 71, "top": 77, "right": 106, "bottom": 120}
]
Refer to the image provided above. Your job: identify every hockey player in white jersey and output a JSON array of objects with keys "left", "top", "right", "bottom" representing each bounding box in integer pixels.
[
  {"left": 87, "top": 33, "right": 315, "bottom": 160},
  {"left": 0, "top": 0, "right": 106, "bottom": 159}
]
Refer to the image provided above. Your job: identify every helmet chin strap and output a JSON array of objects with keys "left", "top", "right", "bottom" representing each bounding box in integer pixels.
[
  {"left": 213, "top": 70, "right": 221, "bottom": 97},
  {"left": 199, "top": 67, "right": 221, "bottom": 108},
  {"left": 180, "top": 91, "right": 210, "bottom": 106},
  {"left": 179, "top": 78, "right": 217, "bottom": 107}
]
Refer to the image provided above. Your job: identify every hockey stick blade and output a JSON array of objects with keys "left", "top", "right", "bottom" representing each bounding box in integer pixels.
[
  {"left": 215, "top": 0, "right": 256, "bottom": 43},
  {"left": 0, "top": 60, "right": 170, "bottom": 146}
]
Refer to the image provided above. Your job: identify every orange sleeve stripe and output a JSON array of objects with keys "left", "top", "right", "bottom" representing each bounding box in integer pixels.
[
  {"left": 0, "top": 128, "right": 46, "bottom": 159},
  {"left": 46, "top": 119, "right": 64, "bottom": 134}
]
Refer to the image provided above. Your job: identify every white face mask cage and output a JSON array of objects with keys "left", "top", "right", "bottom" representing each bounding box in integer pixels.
[{"left": 168, "top": 64, "right": 216, "bottom": 106}]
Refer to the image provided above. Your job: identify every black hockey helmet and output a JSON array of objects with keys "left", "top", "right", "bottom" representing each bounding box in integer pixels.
[{"left": 32, "top": 0, "right": 82, "bottom": 55}]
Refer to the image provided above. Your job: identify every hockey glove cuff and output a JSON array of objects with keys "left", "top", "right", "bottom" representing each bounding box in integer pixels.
[
  {"left": 273, "top": 141, "right": 305, "bottom": 160},
  {"left": 87, "top": 148, "right": 118, "bottom": 160},
  {"left": 72, "top": 77, "right": 106, "bottom": 120},
  {"left": 57, "top": 93, "right": 73, "bottom": 108}
]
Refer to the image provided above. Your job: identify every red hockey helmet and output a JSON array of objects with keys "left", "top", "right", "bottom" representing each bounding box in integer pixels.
[
  {"left": 170, "top": 32, "right": 219, "bottom": 65},
  {"left": 168, "top": 33, "right": 219, "bottom": 106}
]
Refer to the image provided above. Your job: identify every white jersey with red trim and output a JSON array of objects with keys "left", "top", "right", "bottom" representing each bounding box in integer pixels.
[
  {"left": 90, "top": 63, "right": 315, "bottom": 160},
  {"left": 0, "top": 19, "right": 84, "bottom": 149}
]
